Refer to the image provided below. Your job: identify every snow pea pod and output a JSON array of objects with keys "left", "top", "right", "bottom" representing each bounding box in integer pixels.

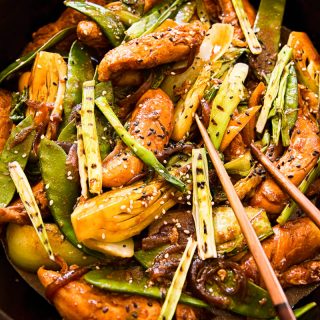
[
  {"left": 84, "top": 267, "right": 275, "bottom": 318},
  {"left": 65, "top": 1, "right": 125, "bottom": 47},
  {"left": 0, "top": 115, "right": 35, "bottom": 207},
  {"left": 84, "top": 268, "right": 208, "bottom": 309},
  {"left": 249, "top": 0, "right": 286, "bottom": 81},
  {"left": 125, "top": 0, "right": 180, "bottom": 41},
  {"left": 281, "top": 64, "right": 298, "bottom": 146},
  {"left": 0, "top": 27, "right": 75, "bottom": 84},
  {"left": 57, "top": 119, "right": 77, "bottom": 143},
  {"left": 39, "top": 138, "right": 103, "bottom": 258},
  {"left": 61, "top": 40, "right": 94, "bottom": 129}
]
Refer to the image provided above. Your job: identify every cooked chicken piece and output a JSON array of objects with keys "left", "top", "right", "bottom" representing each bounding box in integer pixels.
[
  {"left": 240, "top": 218, "right": 320, "bottom": 286},
  {"left": 38, "top": 268, "right": 202, "bottom": 320},
  {"left": 250, "top": 107, "right": 320, "bottom": 214},
  {"left": 144, "top": 0, "right": 163, "bottom": 12},
  {"left": 98, "top": 21, "right": 205, "bottom": 81},
  {"left": 0, "top": 89, "right": 12, "bottom": 152},
  {"left": 102, "top": 89, "right": 174, "bottom": 187},
  {"left": 300, "top": 86, "right": 319, "bottom": 115},
  {"left": 22, "top": 0, "right": 107, "bottom": 55},
  {"left": 279, "top": 260, "right": 320, "bottom": 288},
  {"left": 113, "top": 70, "right": 144, "bottom": 87},
  {"left": 223, "top": 133, "right": 247, "bottom": 162},
  {"left": 77, "top": 20, "right": 108, "bottom": 49},
  {"left": 0, "top": 181, "right": 48, "bottom": 225}
]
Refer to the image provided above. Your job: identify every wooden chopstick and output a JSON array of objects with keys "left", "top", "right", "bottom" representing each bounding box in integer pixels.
[
  {"left": 250, "top": 143, "right": 320, "bottom": 229},
  {"left": 195, "top": 115, "right": 295, "bottom": 320}
]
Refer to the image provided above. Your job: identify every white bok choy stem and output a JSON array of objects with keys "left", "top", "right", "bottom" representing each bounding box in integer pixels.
[
  {"left": 161, "top": 23, "right": 234, "bottom": 100},
  {"left": 8, "top": 161, "right": 55, "bottom": 261},
  {"left": 192, "top": 148, "right": 217, "bottom": 259},
  {"left": 81, "top": 80, "right": 102, "bottom": 195},
  {"left": 158, "top": 237, "right": 197, "bottom": 320}
]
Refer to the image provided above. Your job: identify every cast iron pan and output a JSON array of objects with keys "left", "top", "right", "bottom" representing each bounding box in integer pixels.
[{"left": 0, "top": 0, "right": 320, "bottom": 319}]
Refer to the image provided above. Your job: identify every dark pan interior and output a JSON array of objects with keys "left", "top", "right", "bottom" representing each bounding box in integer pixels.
[{"left": 0, "top": 0, "right": 320, "bottom": 319}]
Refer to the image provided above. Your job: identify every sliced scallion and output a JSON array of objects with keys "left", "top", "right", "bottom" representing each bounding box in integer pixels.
[
  {"left": 158, "top": 237, "right": 197, "bottom": 320},
  {"left": 192, "top": 148, "right": 217, "bottom": 260},
  {"left": 81, "top": 80, "right": 102, "bottom": 195},
  {"left": 8, "top": 161, "right": 55, "bottom": 261}
]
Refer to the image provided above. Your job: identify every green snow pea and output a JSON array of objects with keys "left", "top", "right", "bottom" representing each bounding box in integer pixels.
[
  {"left": 0, "top": 116, "right": 35, "bottom": 207},
  {"left": 0, "top": 27, "right": 75, "bottom": 84},
  {"left": 39, "top": 137, "right": 103, "bottom": 258},
  {"left": 61, "top": 40, "right": 94, "bottom": 129}
]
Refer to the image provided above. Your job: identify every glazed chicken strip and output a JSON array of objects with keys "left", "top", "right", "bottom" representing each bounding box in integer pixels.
[
  {"left": 0, "top": 89, "right": 12, "bottom": 152},
  {"left": 279, "top": 260, "right": 320, "bottom": 288},
  {"left": 102, "top": 88, "right": 174, "bottom": 187},
  {"left": 98, "top": 21, "right": 205, "bottom": 81},
  {"left": 240, "top": 217, "right": 320, "bottom": 286},
  {"left": 38, "top": 268, "right": 200, "bottom": 320},
  {"left": 250, "top": 107, "right": 320, "bottom": 214},
  {"left": 0, "top": 181, "right": 48, "bottom": 225}
]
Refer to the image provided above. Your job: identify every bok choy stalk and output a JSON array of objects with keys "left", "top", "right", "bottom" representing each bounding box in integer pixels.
[
  {"left": 231, "top": 0, "right": 262, "bottom": 55},
  {"left": 277, "top": 157, "right": 320, "bottom": 225},
  {"left": 125, "top": 0, "right": 184, "bottom": 41},
  {"left": 256, "top": 45, "right": 292, "bottom": 133},
  {"left": 82, "top": 238, "right": 134, "bottom": 258},
  {"left": 281, "top": 64, "right": 299, "bottom": 146},
  {"left": 81, "top": 80, "right": 102, "bottom": 195},
  {"left": 28, "top": 51, "right": 67, "bottom": 140},
  {"left": 224, "top": 150, "right": 252, "bottom": 177},
  {"left": 161, "top": 23, "right": 234, "bottom": 100},
  {"left": 207, "top": 63, "right": 249, "bottom": 149},
  {"left": 95, "top": 96, "right": 185, "bottom": 191},
  {"left": 171, "top": 24, "right": 234, "bottom": 140},
  {"left": 65, "top": 1, "right": 125, "bottom": 47},
  {"left": 71, "top": 178, "right": 178, "bottom": 243},
  {"left": 158, "top": 237, "right": 197, "bottom": 320},
  {"left": 213, "top": 206, "right": 273, "bottom": 255},
  {"left": 270, "top": 64, "right": 289, "bottom": 145},
  {"left": 6, "top": 223, "right": 98, "bottom": 272},
  {"left": 8, "top": 161, "right": 55, "bottom": 261},
  {"left": 192, "top": 149, "right": 216, "bottom": 260}
]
